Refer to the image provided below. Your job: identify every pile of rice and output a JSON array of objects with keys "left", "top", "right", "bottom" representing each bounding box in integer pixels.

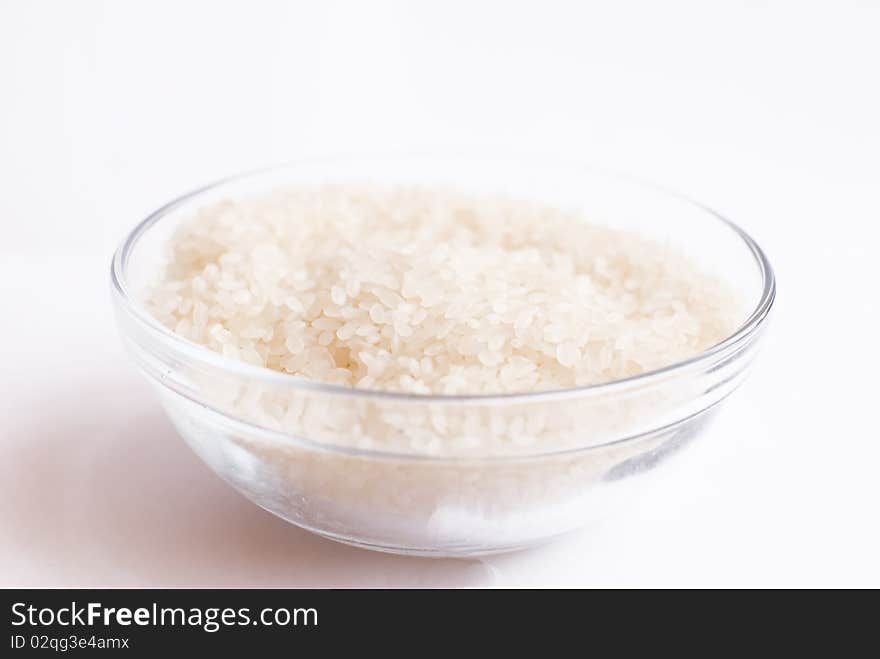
[{"left": 146, "top": 184, "right": 738, "bottom": 395}]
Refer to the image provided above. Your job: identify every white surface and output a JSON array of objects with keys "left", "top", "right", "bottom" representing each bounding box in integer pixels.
[{"left": 1, "top": 0, "right": 878, "bottom": 587}]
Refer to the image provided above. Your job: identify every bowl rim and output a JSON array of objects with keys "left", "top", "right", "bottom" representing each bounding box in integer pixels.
[{"left": 110, "top": 154, "right": 776, "bottom": 404}]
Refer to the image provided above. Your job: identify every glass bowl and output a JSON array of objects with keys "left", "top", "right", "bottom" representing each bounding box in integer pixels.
[{"left": 110, "top": 155, "right": 775, "bottom": 556}]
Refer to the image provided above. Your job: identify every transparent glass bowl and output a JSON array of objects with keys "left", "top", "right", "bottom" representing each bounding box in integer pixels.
[{"left": 111, "top": 155, "right": 775, "bottom": 556}]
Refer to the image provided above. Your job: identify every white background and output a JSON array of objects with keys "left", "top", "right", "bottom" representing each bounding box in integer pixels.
[{"left": 2, "top": 0, "right": 878, "bottom": 587}]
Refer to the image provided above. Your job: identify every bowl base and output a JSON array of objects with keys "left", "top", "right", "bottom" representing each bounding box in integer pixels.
[{"left": 281, "top": 516, "right": 557, "bottom": 558}]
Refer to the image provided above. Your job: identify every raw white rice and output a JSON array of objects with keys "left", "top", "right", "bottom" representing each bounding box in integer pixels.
[{"left": 146, "top": 183, "right": 738, "bottom": 395}]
